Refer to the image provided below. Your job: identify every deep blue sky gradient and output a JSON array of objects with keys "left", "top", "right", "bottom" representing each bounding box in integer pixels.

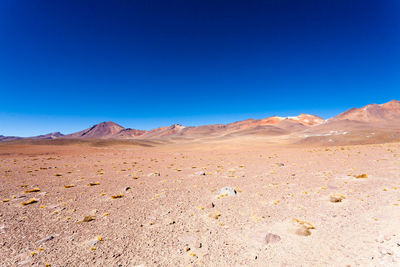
[{"left": 1, "top": 0, "right": 399, "bottom": 136}]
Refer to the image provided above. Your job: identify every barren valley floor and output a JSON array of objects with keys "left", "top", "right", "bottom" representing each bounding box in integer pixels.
[{"left": 1, "top": 140, "right": 400, "bottom": 266}]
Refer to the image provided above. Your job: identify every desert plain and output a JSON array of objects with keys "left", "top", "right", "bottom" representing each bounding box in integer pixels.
[{"left": 1, "top": 135, "right": 400, "bottom": 266}]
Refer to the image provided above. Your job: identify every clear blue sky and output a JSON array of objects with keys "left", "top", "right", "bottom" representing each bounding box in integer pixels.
[{"left": 1, "top": 0, "right": 399, "bottom": 136}]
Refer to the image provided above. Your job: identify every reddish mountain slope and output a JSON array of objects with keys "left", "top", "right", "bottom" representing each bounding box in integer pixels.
[
  {"left": 135, "top": 114, "right": 324, "bottom": 139},
  {"left": 331, "top": 100, "right": 400, "bottom": 123},
  {"left": 299, "top": 100, "right": 400, "bottom": 145},
  {"left": 65, "top": 121, "right": 125, "bottom": 139},
  {"left": 139, "top": 124, "right": 189, "bottom": 139},
  {"left": 113, "top": 128, "right": 147, "bottom": 139}
]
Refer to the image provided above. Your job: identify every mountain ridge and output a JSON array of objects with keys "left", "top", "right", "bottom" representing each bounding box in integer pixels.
[{"left": 2, "top": 100, "right": 400, "bottom": 142}]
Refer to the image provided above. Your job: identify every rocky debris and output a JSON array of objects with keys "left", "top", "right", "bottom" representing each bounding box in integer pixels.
[
  {"left": 217, "top": 186, "right": 237, "bottom": 197},
  {"left": 265, "top": 233, "right": 281, "bottom": 244},
  {"left": 194, "top": 171, "right": 206, "bottom": 175}
]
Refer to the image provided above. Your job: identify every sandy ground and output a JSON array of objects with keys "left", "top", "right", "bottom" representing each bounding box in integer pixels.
[{"left": 1, "top": 139, "right": 400, "bottom": 266}]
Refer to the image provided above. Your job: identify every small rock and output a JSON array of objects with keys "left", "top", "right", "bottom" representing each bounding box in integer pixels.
[
  {"left": 90, "top": 209, "right": 98, "bottom": 215},
  {"left": 265, "top": 233, "right": 281, "bottom": 244},
  {"left": 379, "top": 247, "right": 393, "bottom": 256},
  {"left": 125, "top": 187, "right": 131, "bottom": 191},
  {"left": 84, "top": 238, "right": 99, "bottom": 247},
  {"left": 194, "top": 171, "right": 206, "bottom": 176},
  {"left": 217, "top": 187, "right": 237, "bottom": 196},
  {"left": 376, "top": 234, "right": 385, "bottom": 243},
  {"left": 37, "top": 235, "right": 54, "bottom": 243}
]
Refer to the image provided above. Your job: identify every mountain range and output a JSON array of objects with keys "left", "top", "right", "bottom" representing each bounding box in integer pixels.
[{"left": 2, "top": 100, "right": 400, "bottom": 143}]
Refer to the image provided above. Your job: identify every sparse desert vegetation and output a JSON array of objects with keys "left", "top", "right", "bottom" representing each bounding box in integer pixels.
[{"left": 1, "top": 140, "right": 400, "bottom": 266}]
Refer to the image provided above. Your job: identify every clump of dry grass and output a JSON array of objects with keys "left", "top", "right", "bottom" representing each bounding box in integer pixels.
[
  {"left": 292, "top": 218, "right": 315, "bottom": 236},
  {"left": 354, "top": 174, "right": 368, "bottom": 179},
  {"left": 82, "top": 215, "right": 95, "bottom": 222},
  {"left": 54, "top": 173, "right": 62, "bottom": 177},
  {"left": 87, "top": 182, "right": 100, "bottom": 186},
  {"left": 64, "top": 184, "right": 75, "bottom": 188},
  {"left": 2, "top": 199, "right": 10, "bottom": 203},
  {"left": 329, "top": 194, "right": 346, "bottom": 203},
  {"left": 21, "top": 198, "right": 38, "bottom": 206},
  {"left": 24, "top": 188, "right": 40, "bottom": 193},
  {"left": 208, "top": 210, "right": 221, "bottom": 219},
  {"left": 111, "top": 194, "right": 123, "bottom": 199}
]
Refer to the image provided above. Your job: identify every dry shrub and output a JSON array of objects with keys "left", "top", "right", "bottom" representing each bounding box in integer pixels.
[
  {"left": 24, "top": 188, "right": 40, "bottom": 193},
  {"left": 354, "top": 174, "right": 368, "bottom": 179},
  {"left": 21, "top": 198, "right": 38, "bottom": 206},
  {"left": 329, "top": 194, "right": 346, "bottom": 203}
]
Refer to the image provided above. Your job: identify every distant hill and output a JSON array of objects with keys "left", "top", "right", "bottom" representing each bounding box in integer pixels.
[{"left": 30, "top": 132, "right": 64, "bottom": 139}]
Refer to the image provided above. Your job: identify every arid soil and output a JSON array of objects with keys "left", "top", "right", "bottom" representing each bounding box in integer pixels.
[{"left": 1, "top": 139, "right": 400, "bottom": 266}]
